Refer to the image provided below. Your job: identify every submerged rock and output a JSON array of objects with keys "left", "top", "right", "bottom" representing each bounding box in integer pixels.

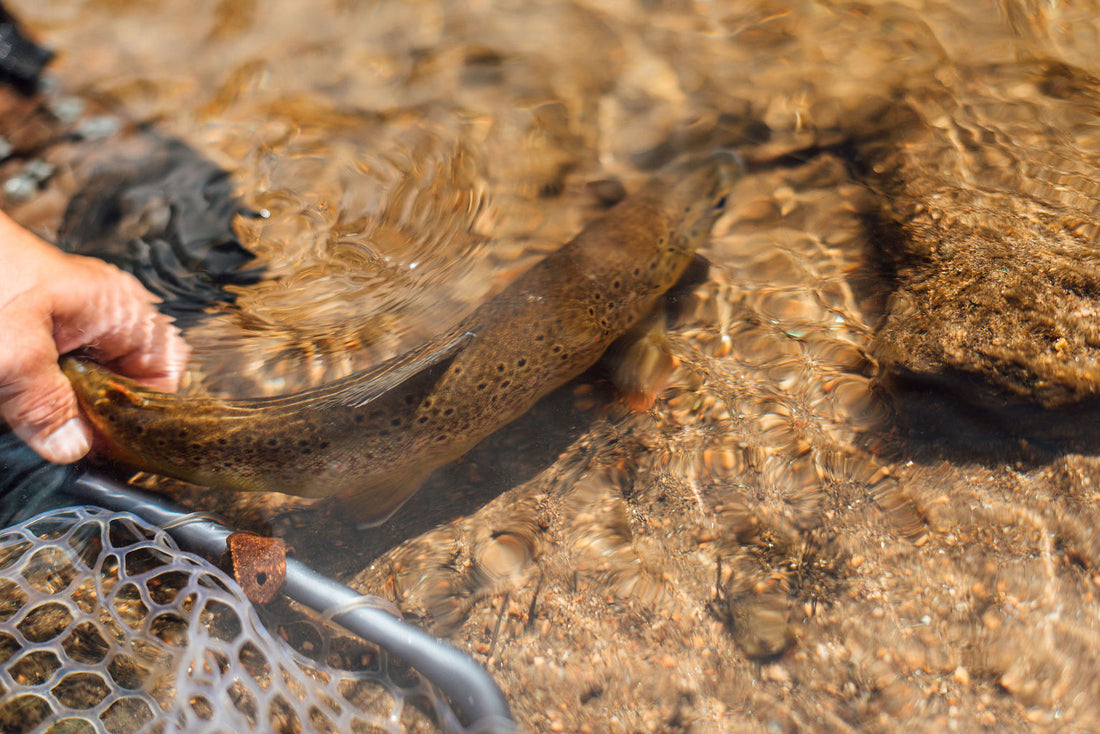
[{"left": 860, "top": 61, "right": 1100, "bottom": 408}]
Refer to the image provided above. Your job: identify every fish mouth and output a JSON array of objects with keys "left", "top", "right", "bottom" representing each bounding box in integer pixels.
[
  {"left": 711, "top": 148, "right": 747, "bottom": 177},
  {"left": 677, "top": 149, "right": 742, "bottom": 213},
  {"left": 711, "top": 149, "right": 745, "bottom": 202},
  {"left": 700, "top": 150, "right": 741, "bottom": 218}
]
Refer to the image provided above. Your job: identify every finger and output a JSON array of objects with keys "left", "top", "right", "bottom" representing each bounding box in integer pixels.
[
  {"left": 50, "top": 255, "right": 189, "bottom": 390},
  {"left": 0, "top": 327, "right": 91, "bottom": 464},
  {"left": 52, "top": 258, "right": 152, "bottom": 359},
  {"left": 110, "top": 315, "right": 191, "bottom": 392}
]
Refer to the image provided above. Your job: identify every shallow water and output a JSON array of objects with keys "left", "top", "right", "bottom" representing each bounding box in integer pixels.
[{"left": 7, "top": 0, "right": 1100, "bottom": 731}]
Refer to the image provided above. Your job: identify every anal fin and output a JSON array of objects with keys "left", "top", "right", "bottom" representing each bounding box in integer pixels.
[{"left": 323, "top": 468, "right": 434, "bottom": 527}]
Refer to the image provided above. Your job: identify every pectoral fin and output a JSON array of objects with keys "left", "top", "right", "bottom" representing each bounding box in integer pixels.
[{"left": 605, "top": 303, "right": 678, "bottom": 412}]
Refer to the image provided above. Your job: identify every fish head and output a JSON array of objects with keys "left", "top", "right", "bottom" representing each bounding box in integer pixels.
[{"left": 661, "top": 150, "right": 742, "bottom": 253}]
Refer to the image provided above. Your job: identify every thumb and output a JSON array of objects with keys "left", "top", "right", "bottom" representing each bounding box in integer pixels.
[{"left": 0, "top": 331, "right": 92, "bottom": 465}]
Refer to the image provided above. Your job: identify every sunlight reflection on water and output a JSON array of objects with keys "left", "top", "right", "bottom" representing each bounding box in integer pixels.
[{"left": 8, "top": 0, "right": 1100, "bottom": 731}]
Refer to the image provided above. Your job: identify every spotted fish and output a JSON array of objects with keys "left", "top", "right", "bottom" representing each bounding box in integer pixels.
[{"left": 63, "top": 153, "right": 738, "bottom": 524}]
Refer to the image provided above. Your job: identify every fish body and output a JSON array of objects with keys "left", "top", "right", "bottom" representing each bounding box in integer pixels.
[{"left": 64, "top": 153, "right": 738, "bottom": 524}]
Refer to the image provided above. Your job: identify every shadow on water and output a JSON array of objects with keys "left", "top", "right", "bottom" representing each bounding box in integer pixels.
[
  {"left": 880, "top": 370, "right": 1100, "bottom": 467},
  {"left": 274, "top": 380, "right": 604, "bottom": 578},
  {"left": 853, "top": 166, "right": 1100, "bottom": 470}
]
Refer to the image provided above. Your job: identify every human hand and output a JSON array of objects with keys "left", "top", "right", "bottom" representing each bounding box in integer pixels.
[{"left": 0, "top": 211, "right": 189, "bottom": 464}]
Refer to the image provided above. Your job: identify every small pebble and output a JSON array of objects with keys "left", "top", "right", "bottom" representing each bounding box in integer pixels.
[
  {"left": 953, "top": 666, "right": 970, "bottom": 686},
  {"left": 77, "top": 115, "right": 122, "bottom": 140},
  {"left": 3, "top": 175, "right": 35, "bottom": 201},
  {"left": 48, "top": 95, "right": 85, "bottom": 123}
]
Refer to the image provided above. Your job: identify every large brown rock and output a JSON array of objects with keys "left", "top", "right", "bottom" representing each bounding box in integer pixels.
[{"left": 862, "top": 62, "right": 1100, "bottom": 407}]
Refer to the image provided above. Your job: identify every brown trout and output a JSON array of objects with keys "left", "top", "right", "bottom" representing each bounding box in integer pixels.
[{"left": 63, "top": 153, "right": 738, "bottom": 524}]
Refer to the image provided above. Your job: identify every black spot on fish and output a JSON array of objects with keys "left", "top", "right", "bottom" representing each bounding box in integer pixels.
[
  {"left": 133, "top": 426, "right": 143, "bottom": 434},
  {"left": 517, "top": 358, "right": 527, "bottom": 367},
  {"left": 390, "top": 418, "right": 401, "bottom": 427},
  {"left": 218, "top": 438, "right": 227, "bottom": 446},
  {"left": 417, "top": 416, "right": 428, "bottom": 424},
  {"left": 319, "top": 441, "right": 329, "bottom": 449},
  {"left": 268, "top": 438, "right": 278, "bottom": 447},
  {"left": 477, "top": 382, "right": 488, "bottom": 391},
  {"left": 443, "top": 407, "right": 454, "bottom": 416}
]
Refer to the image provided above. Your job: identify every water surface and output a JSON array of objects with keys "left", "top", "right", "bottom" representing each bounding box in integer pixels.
[{"left": 7, "top": 1, "right": 1100, "bottom": 731}]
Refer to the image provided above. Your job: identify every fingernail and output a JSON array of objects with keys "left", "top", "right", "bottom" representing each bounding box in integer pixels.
[{"left": 40, "top": 417, "right": 91, "bottom": 464}]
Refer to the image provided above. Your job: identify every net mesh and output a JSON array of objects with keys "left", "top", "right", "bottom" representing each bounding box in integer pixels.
[{"left": 0, "top": 506, "right": 449, "bottom": 734}]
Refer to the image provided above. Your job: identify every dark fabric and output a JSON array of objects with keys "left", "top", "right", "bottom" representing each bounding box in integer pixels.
[
  {"left": 58, "top": 134, "right": 263, "bottom": 328},
  {"left": 0, "top": 431, "right": 78, "bottom": 526},
  {"left": 0, "top": 3, "right": 52, "bottom": 94}
]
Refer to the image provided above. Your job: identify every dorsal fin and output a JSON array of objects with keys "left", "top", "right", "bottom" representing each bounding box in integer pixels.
[{"left": 312, "top": 329, "right": 474, "bottom": 410}]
